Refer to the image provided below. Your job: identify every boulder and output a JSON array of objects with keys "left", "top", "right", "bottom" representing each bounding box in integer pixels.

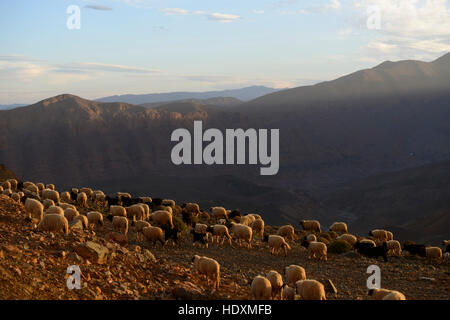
[{"left": 75, "top": 241, "right": 109, "bottom": 264}]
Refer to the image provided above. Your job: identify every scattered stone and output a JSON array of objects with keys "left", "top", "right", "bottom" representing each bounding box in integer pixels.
[
  {"left": 172, "top": 282, "right": 204, "bottom": 300},
  {"left": 75, "top": 241, "right": 109, "bottom": 264}
]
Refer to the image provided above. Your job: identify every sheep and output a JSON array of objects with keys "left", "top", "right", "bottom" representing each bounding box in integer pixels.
[
  {"left": 109, "top": 205, "right": 127, "bottom": 217},
  {"left": 11, "top": 192, "right": 21, "bottom": 203},
  {"left": 251, "top": 218, "right": 264, "bottom": 239},
  {"left": 59, "top": 191, "right": 71, "bottom": 203},
  {"left": 192, "top": 255, "right": 220, "bottom": 290},
  {"left": 251, "top": 276, "right": 272, "bottom": 300},
  {"left": 284, "top": 265, "right": 306, "bottom": 286},
  {"left": 132, "top": 220, "right": 151, "bottom": 241},
  {"left": 329, "top": 222, "right": 348, "bottom": 234},
  {"left": 206, "top": 225, "right": 232, "bottom": 246},
  {"left": 263, "top": 235, "right": 291, "bottom": 256},
  {"left": 126, "top": 204, "right": 145, "bottom": 221},
  {"left": 142, "top": 226, "right": 165, "bottom": 246},
  {"left": 295, "top": 280, "right": 326, "bottom": 300},
  {"left": 277, "top": 225, "right": 296, "bottom": 241},
  {"left": 425, "top": 247, "right": 442, "bottom": 260},
  {"left": 0, "top": 186, "right": 3, "bottom": 192},
  {"left": 72, "top": 215, "right": 88, "bottom": 230},
  {"left": 36, "top": 183, "right": 45, "bottom": 191},
  {"left": 266, "top": 270, "right": 283, "bottom": 300},
  {"left": 355, "top": 241, "right": 388, "bottom": 262},
  {"left": 368, "top": 288, "right": 405, "bottom": 300},
  {"left": 2, "top": 189, "right": 12, "bottom": 196},
  {"left": 80, "top": 187, "right": 93, "bottom": 197},
  {"left": 1, "top": 181, "right": 11, "bottom": 190},
  {"left": 443, "top": 240, "right": 450, "bottom": 247},
  {"left": 402, "top": 243, "right": 426, "bottom": 257},
  {"left": 360, "top": 239, "right": 376, "bottom": 247},
  {"left": 163, "top": 206, "right": 173, "bottom": 215},
  {"left": 139, "top": 196, "right": 152, "bottom": 203},
  {"left": 306, "top": 234, "right": 317, "bottom": 243},
  {"left": 282, "top": 284, "right": 295, "bottom": 300},
  {"left": 229, "top": 222, "right": 252, "bottom": 249},
  {"left": 300, "top": 220, "right": 321, "bottom": 233},
  {"left": 182, "top": 202, "right": 201, "bottom": 215},
  {"left": 249, "top": 213, "right": 262, "bottom": 220},
  {"left": 77, "top": 192, "right": 88, "bottom": 208},
  {"left": 138, "top": 203, "right": 150, "bottom": 220},
  {"left": 64, "top": 207, "right": 79, "bottom": 222},
  {"left": 46, "top": 205, "right": 64, "bottom": 216},
  {"left": 306, "top": 241, "right": 327, "bottom": 261},
  {"left": 386, "top": 240, "right": 402, "bottom": 256},
  {"left": 162, "top": 199, "right": 175, "bottom": 207},
  {"left": 37, "top": 214, "right": 69, "bottom": 235},
  {"left": 150, "top": 210, "right": 174, "bottom": 229},
  {"left": 194, "top": 223, "right": 208, "bottom": 234},
  {"left": 386, "top": 231, "right": 394, "bottom": 241},
  {"left": 59, "top": 203, "right": 76, "bottom": 211},
  {"left": 369, "top": 229, "right": 389, "bottom": 241},
  {"left": 7, "top": 179, "right": 18, "bottom": 191},
  {"left": 42, "top": 199, "right": 54, "bottom": 210},
  {"left": 45, "top": 184, "right": 55, "bottom": 191},
  {"left": 336, "top": 234, "right": 357, "bottom": 246},
  {"left": 210, "top": 206, "right": 228, "bottom": 220},
  {"left": 239, "top": 215, "right": 254, "bottom": 226},
  {"left": 24, "top": 198, "right": 44, "bottom": 221},
  {"left": 87, "top": 211, "right": 104, "bottom": 229},
  {"left": 112, "top": 216, "right": 129, "bottom": 235},
  {"left": 42, "top": 189, "right": 60, "bottom": 204},
  {"left": 218, "top": 219, "right": 226, "bottom": 225},
  {"left": 191, "top": 229, "right": 209, "bottom": 248}
]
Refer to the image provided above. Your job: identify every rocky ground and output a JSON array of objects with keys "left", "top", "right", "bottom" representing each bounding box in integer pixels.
[{"left": 0, "top": 195, "right": 449, "bottom": 300}]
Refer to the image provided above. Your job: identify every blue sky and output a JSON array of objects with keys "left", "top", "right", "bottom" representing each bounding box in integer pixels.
[{"left": 1, "top": 0, "right": 449, "bottom": 104}]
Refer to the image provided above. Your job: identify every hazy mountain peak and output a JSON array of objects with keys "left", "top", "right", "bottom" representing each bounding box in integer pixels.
[{"left": 432, "top": 52, "right": 450, "bottom": 64}]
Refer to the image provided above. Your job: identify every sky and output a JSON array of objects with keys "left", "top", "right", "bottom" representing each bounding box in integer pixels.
[{"left": 0, "top": 0, "right": 449, "bottom": 104}]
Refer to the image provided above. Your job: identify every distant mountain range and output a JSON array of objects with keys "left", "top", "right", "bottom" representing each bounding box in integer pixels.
[
  {"left": 96, "top": 86, "right": 282, "bottom": 104},
  {"left": 1, "top": 53, "right": 450, "bottom": 240},
  {"left": 0, "top": 104, "right": 26, "bottom": 111}
]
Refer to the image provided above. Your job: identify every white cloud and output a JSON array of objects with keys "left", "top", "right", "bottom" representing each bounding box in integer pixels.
[
  {"left": 84, "top": 5, "right": 113, "bottom": 11},
  {"left": 160, "top": 8, "right": 190, "bottom": 15},
  {"left": 206, "top": 13, "right": 241, "bottom": 23},
  {"left": 159, "top": 7, "right": 241, "bottom": 23},
  {"left": 253, "top": 9, "right": 265, "bottom": 14}
]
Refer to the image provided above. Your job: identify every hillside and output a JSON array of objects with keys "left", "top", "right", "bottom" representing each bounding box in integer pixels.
[{"left": 0, "top": 164, "right": 17, "bottom": 181}]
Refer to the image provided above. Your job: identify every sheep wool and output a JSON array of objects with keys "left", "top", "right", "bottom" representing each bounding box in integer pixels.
[
  {"left": 150, "top": 210, "right": 174, "bottom": 229},
  {"left": 308, "top": 241, "right": 328, "bottom": 261},
  {"left": 425, "top": 247, "right": 442, "bottom": 259},
  {"left": 110, "top": 205, "right": 127, "bottom": 217},
  {"left": 38, "top": 214, "right": 69, "bottom": 235},
  {"left": 266, "top": 270, "right": 283, "bottom": 300},
  {"left": 267, "top": 235, "right": 291, "bottom": 256},
  {"left": 42, "top": 189, "right": 60, "bottom": 204},
  {"left": 73, "top": 215, "right": 88, "bottom": 230},
  {"left": 336, "top": 234, "right": 357, "bottom": 246},
  {"left": 295, "top": 280, "right": 326, "bottom": 300},
  {"left": 329, "top": 222, "right": 348, "bottom": 234},
  {"left": 285, "top": 265, "right": 306, "bottom": 286},
  {"left": 229, "top": 222, "right": 252, "bottom": 249},
  {"left": 142, "top": 226, "right": 165, "bottom": 246},
  {"left": 282, "top": 285, "right": 295, "bottom": 300},
  {"left": 60, "top": 191, "right": 71, "bottom": 203},
  {"left": 24, "top": 198, "right": 44, "bottom": 221},
  {"left": 251, "top": 276, "right": 272, "bottom": 300},
  {"left": 64, "top": 208, "right": 79, "bottom": 221},
  {"left": 46, "top": 205, "right": 64, "bottom": 216},
  {"left": 87, "top": 211, "right": 104, "bottom": 229},
  {"left": 209, "top": 225, "right": 232, "bottom": 246},
  {"left": 277, "top": 225, "right": 295, "bottom": 241},
  {"left": 369, "top": 288, "right": 405, "bottom": 300},
  {"left": 210, "top": 206, "right": 228, "bottom": 220},
  {"left": 386, "top": 240, "right": 402, "bottom": 256},
  {"left": 77, "top": 192, "right": 88, "bottom": 208},
  {"left": 300, "top": 220, "right": 321, "bottom": 233},
  {"left": 193, "top": 255, "right": 220, "bottom": 290},
  {"left": 251, "top": 219, "right": 264, "bottom": 239},
  {"left": 112, "top": 216, "right": 129, "bottom": 235},
  {"left": 382, "top": 291, "right": 406, "bottom": 300},
  {"left": 43, "top": 199, "right": 55, "bottom": 210}
]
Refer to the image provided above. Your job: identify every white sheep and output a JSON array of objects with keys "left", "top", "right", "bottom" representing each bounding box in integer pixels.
[
  {"left": 46, "top": 205, "right": 64, "bottom": 216},
  {"left": 72, "top": 215, "right": 88, "bottom": 230},
  {"left": 0, "top": 186, "right": 3, "bottom": 192},
  {"left": 43, "top": 199, "right": 55, "bottom": 210},
  {"left": 45, "top": 184, "right": 55, "bottom": 191},
  {"left": 183, "top": 202, "right": 200, "bottom": 215},
  {"left": 60, "top": 191, "right": 71, "bottom": 203},
  {"left": 132, "top": 220, "right": 151, "bottom": 241},
  {"left": 126, "top": 204, "right": 145, "bottom": 221},
  {"left": 266, "top": 235, "right": 291, "bottom": 256},
  {"left": 64, "top": 207, "right": 79, "bottom": 222},
  {"left": 110, "top": 205, "right": 127, "bottom": 217},
  {"left": 208, "top": 225, "right": 232, "bottom": 246},
  {"left": 251, "top": 276, "right": 272, "bottom": 300},
  {"left": 142, "top": 226, "right": 165, "bottom": 246},
  {"left": 42, "top": 189, "right": 60, "bottom": 204},
  {"left": 295, "top": 280, "right": 326, "bottom": 300},
  {"left": 36, "top": 183, "right": 45, "bottom": 191},
  {"left": 210, "top": 206, "right": 228, "bottom": 220},
  {"left": 369, "top": 288, "right": 405, "bottom": 300},
  {"left": 229, "top": 222, "right": 252, "bottom": 249},
  {"left": 251, "top": 218, "right": 264, "bottom": 239},
  {"left": 87, "top": 211, "right": 104, "bottom": 229},
  {"left": 369, "top": 229, "right": 389, "bottom": 241},
  {"left": 425, "top": 247, "right": 442, "bottom": 260},
  {"left": 195, "top": 223, "right": 208, "bottom": 234},
  {"left": 285, "top": 265, "right": 306, "bottom": 286},
  {"left": 277, "top": 225, "right": 295, "bottom": 241},
  {"left": 336, "top": 233, "right": 357, "bottom": 246},
  {"left": 360, "top": 239, "right": 376, "bottom": 247},
  {"left": 58, "top": 203, "right": 76, "bottom": 211},
  {"left": 37, "top": 214, "right": 69, "bottom": 235},
  {"left": 329, "top": 222, "right": 348, "bottom": 234},
  {"left": 11, "top": 192, "right": 21, "bottom": 203},
  {"left": 7, "top": 179, "right": 18, "bottom": 191},
  {"left": 239, "top": 215, "right": 254, "bottom": 226},
  {"left": 307, "top": 241, "right": 327, "bottom": 261},
  {"left": 386, "top": 231, "right": 394, "bottom": 241},
  {"left": 192, "top": 255, "right": 220, "bottom": 290},
  {"left": 112, "top": 216, "right": 129, "bottom": 235},
  {"left": 382, "top": 291, "right": 406, "bottom": 300},
  {"left": 80, "top": 187, "right": 93, "bottom": 197},
  {"left": 77, "top": 192, "right": 88, "bottom": 208},
  {"left": 162, "top": 199, "right": 176, "bottom": 207},
  {"left": 24, "top": 198, "right": 44, "bottom": 221},
  {"left": 266, "top": 270, "right": 283, "bottom": 300},
  {"left": 150, "top": 210, "right": 174, "bottom": 229},
  {"left": 386, "top": 240, "right": 402, "bottom": 256},
  {"left": 282, "top": 285, "right": 295, "bottom": 300},
  {"left": 300, "top": 220, "right": 321, "bottom": 233},
  {"left": 306, "top": 234, "right": 317, "bottom": 243},
  {"left": 138, "top": 203, "right": 150, "bottom": 220}
]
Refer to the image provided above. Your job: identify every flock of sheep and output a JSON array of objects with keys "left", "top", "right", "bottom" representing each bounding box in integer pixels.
[{"left": 1, "top": 177, "right": 449, "bottom": 300}]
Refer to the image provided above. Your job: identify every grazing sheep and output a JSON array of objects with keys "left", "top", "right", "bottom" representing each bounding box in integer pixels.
[
  {"left": 329, "top": 222, "right": 348, "bottom": 234},
  {"left": 210, "top": 206, "right": 228, "bottom": 220},
  {"left": 386, "top": 231, "right": 394, "bottom": 241},
  {"left": 249, "top": 213, "right": 262, "bottom": 220},
  {"left": 277, "top": 225, "right": 295, "bottom": 241},
  {"left": 251, "top": 276, "right": 272, "bottom": 300},
  {"left": 266, "top": 270, "right": 283, "bottom": 300},
  {"left": 206, "top": 225, "right": 232, "bottom": 246},
  {"left": 263, "top": 235, "right": 291, "bottom": 256},
  {"left": 58, "top": 203, "right": 75, "bottom": 210},
  {"left": 307, "top": 241, "right": 327, "bottom": 261},
  {"left": 37, "top": 214, "right": 69, "bottom": 235},
  {"left": 64, "top": 207, "right": 79, "bottom": 221},
  {"left": 425, "top": 247, "right": 442, "bottom": 260},
  {"left": 1, "top": 181, "right": 11, "bottom": 190},
  {"left": 46, "top": 205, "right": 64, "bottom": 216},
  {"left": 368, "top": 288, "right": 405, "bottom": 300},
  {"left": 360, "top": 239, "right": 376, "bottom": 247},
  {"left": 336, "top": 234, "right": 357, "bottom": 246},
  {"left": 60, "top": 191, "right": 71, "bottom": 203},
  {"left": 162, "top": 199, "right": 175, "bottom": 207},
  {"left": 42, "top": 199, "right": 55, "bottom": 210},
  {"left": 126, "top": 204, "right": 145, "bottom": 221},
  {"left": 369, "top": 229, "right": 389, "bottom": 241},
  {"left": 251, "top": 219, "right": 264, "bottom": 239},
  {"left": 80, "top": 187, "right": 93, "bottom": 197},
  {"left": 72, "top": 215, "right": 88, "bottom": 230},
  {"left": 7, "top": 179, "right": 18, "bottom": 191},
  {"left": 191, "top": 229, "right": 209, "bottom": 248},
  {"left": 138, "top": 203, "right": 150, "bottom": 220},
  {"left": 139, "top": 196, "right": 152, "bottom": 203},
  {"left": 77, "top": 192, "right": 88, "bottom": 208},
  {"left": 45, "top": 184, "right": 55, "bottom": 191},
  {"left": 142, "top": 226, "right": 165, "bottom": 246},
  {"left": 87, "top": 211, "right": 104, "bottom": 229},
  {"left": 112, "top": 216, "right": 129, "bottom": 235},
  {"left": 239, "top": 215, "right": 254, "bottom": 226},
  {"left": 11, "top": 192, "right": 21, "bottom": 203},
  {"left": 386, "top": 240, "right": 402, "bottom": 256},
  {"left": 132, "top": 220, "right": 151, "bottom": 241},
  {"left": 24, "top": 198, "right": 44, "bottom": 221},
  {"left": 182, "top": 202, "right": 201, "bottom": 215},
  {"left": 300, "top": 220, "right": 321, "bottom": 233},
  {"left": 194, "top": 223, "right": 208, "bottom": 234},
  {"left": 295, "top": 280, "right": 326, "bottom": 300},
  {"left": 36, "top": 183, "right": 45, "bottom": 191},
  {"left": 402, "top": 243, "right": 426, "bottom": 257},
  {"left": 192, "top": 255, "right": 220, "bottom": 290},
  {"left": 150, "top": 210, "right": 174, "bottom": 229},
  {"left": 355, "top": 241, "right": 388, "bottom": 262},
  {"left": 282, "top": 284, "right": 295, "bottom": 300},
  {"left": 306, "top": 234, "right": 317, "bottom": 243},
  {"left": 284, "top": 265, "right": 306, "bottom": 286},
  {"left": 229, "top": 222, "right": 252, "bottom": 249},
  {"left": 110, "top": 205, "right": 127, "bottom": 217},
  {"left": 2, "top": 189, "right": 12, "bottom": 196},
  {"left": 42, "top": 189, "right": 60, "bottom": 204}
]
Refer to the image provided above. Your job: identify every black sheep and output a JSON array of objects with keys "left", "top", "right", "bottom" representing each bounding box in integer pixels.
[
  {"left": 162, "top": 225, "right": 179, "bottom": 244},
  {"left": 105, "top": 195, "right": 119, "bottom": 206},
  {"left": 182, "top": 210, "right": 195, "bottom": 227},
  {"left": 355, "top": 241, "right": 388, "bottom": 262},
  {"left": 403, "top": 243, "right": 426, "bottom": 257},
  {"left": 228, "top": 209, "right": 241, "bottom": 220},
  {"left": 191, "top": 229, "right": 208, "bottom": 246}
]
